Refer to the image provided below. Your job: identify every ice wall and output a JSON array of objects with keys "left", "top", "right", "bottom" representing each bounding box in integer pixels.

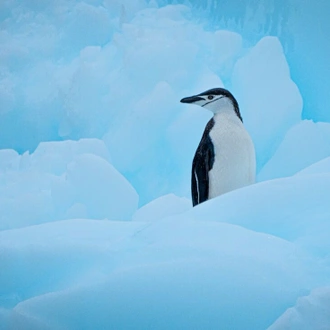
[
  {"left": 176, "top": 0, "right": 330, "bottom": 122},
  {"left": 0, "top": 0, "right": 310, "bottom": 203},
  {"left": 1, "top": 0, "right": 330, "bottom": 329}
]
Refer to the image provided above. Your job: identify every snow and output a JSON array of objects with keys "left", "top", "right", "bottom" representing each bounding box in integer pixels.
[
  {"left": 269, "top": 287, "right": 330, "bottom": 330},
  {"left": 190, "top": 173, "right": 330, "bottom": 258},
  {"left": 0, "top": 150, "right": 20, "bottom": 171},
  {"left": 1, "top": 0, "right": 330, "bottom": 329},
  {"left": 0, "top": 139, "right": 138, "bottom": 230},
  {"left": 258, "top": 120, "right": 330, "bottom": 181},
  {"left": 30, "top": 138, "right": 111, "bottom": 175},
  {"left": 232, "top": 36, "right": 302, "bottom": 170},
  {"left": 296, "top": 156, "right": 330, "bottom": 176},
  {"left": 132, "top": 193, "right": 191, "bottom": 222},
  {"left": 0, "top": 215, "right": 316, "bottom": 330}
]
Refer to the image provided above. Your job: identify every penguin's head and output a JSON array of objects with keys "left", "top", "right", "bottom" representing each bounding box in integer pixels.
[{"left": 180, "top": 87, "right": 242, "bottom": 121}]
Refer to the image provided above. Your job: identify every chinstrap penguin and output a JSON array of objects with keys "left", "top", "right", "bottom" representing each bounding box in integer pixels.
[{"left": 180, "top": 88, "right": 256, "bottom": 206}]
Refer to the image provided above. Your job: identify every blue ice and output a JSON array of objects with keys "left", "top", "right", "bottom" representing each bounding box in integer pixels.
[{"left": 1, "top": 1, "right": 330, "bottom": 329}]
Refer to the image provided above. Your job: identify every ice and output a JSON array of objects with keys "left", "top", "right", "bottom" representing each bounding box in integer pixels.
[
  {"left": 194, "top": 0, "right": 330, "bottom": 122},
  {"left": 1, "top": 215, "right": 317, "bottom": 330},
  {"left": 30, "top": 138, "right": 111, "bottom": 175},
  {"left": 258, "top": 120, "right": 330, "bottom": 180},
  {"left": 269, "top": 287, "right": 330, "bottom": 330},
  {"left": 0, "top": 1, "right": 307, "bottom": 204},
  {"left": 0, "top": 308, "right": 10, "bottom": 330},
  {"left": 132, "top": 193, "right": 191, "bottom": 222},
  {"left": 296, "top": 156, "right": 330, "bottom": 176},
  {"left": 63, "top": 153, "right": 138, "bottom": 220},
  {"left": 0, "top": 149, "right": 20, "bottom": 171},
  {"left": 189, "top": 172, "right": 330, "bottom": 251},
  {"left": 0, "top": 139, "right": 138, "bottom": 230},
  {"left": 0, "top": 219, "right": 147, "bottom": 310},
  {"left": 2, "top": 171, "right": 330, "bottom": 329},
  {"left": 1, "top": 0, "right": 330, "bottom": 329},
  {"left": 0, "top": 77, "right": 15, "bottom": 115},
  {"left": 232, "top": 37, "right": 303, "bottom": 170},
  {"left": 209, "top": 30, "right": 243, "bottom": 80},
  {"left": 1, "top": 0, "right": 269, "bottom": 204}
]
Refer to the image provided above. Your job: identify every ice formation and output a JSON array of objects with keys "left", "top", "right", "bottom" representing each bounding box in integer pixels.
[{"left": 1, "top": 0, "right": 330, "bottom": 329}]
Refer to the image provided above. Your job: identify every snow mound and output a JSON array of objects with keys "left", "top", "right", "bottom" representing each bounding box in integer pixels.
[
  {"left": 189, "top": 172, "right": 330, "bottom": 255},
  {"left": 62, "top": 153, "right": 138, "bottom": 221},
  {"left": 258, "top": 120, "right": 330, "bottom": 180},
  {"left": 0, "top": 219, "right": 147, "bottom": 310},
  {"left": 0, "top": 149, "right": 20, "bottom": 171},
  {"left": 2, "top": 216, "right": 315, "bottom": 330},
  {"left": 269, "top": 287, "right": 330, "bottom": 330},
  {"left": 30, "top": 138, "right": 111, "bottom": 175},
  {"left": 132, "top": 193, "right": 191, "bottom": 222},
  {"left": 0, "top": 139, "right": 137, "bottom": 230},
  {"left": 296, "top": 156, "right": 330, "bottom": 176},
  {"left": 232, "top": 36, "right": 303, "bottom": 170}
]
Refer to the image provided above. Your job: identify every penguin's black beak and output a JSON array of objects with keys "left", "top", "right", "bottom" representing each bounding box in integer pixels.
[{"left": 180, "top": 95, "right": 204, "bottom": 103}]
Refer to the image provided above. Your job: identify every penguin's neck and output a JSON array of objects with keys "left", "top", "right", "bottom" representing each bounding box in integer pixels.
[
  {"left": 205, "top": 96, "right": 242, "bottom": 122},
  {"left": 213, "top": 107, "right": 242, "bottom": 125}
]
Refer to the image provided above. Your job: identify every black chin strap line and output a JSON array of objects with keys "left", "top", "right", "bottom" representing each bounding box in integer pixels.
[{"left": 202, "top": 95, "right": 224, "bottom": 107}]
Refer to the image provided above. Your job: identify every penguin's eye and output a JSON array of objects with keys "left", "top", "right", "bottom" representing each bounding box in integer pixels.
[{"left": 207, "top": 95, "right": 214, "bottom": 100}]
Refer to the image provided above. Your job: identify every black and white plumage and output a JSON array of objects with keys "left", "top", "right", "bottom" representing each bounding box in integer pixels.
[{"left": 180, "top": 88, "right": 256, "bottom": 207}]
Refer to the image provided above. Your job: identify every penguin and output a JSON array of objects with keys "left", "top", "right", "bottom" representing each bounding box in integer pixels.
[{"left": 180, "top": 88, "right": 256, "bottom": 206}]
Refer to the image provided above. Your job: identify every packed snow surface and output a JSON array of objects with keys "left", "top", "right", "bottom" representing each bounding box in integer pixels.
[{"left": 1, "top": 1, "right": 330, "bottom": 329}]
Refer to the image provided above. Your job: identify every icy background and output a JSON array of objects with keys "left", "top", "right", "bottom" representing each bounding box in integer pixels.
[{"left": 1, "top": 0, "right": 330, "bottom": 329}]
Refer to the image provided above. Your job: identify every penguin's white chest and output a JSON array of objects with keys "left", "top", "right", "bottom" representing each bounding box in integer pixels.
[{"left": 208, "top": 115, "right": 256, "bottom": 198}]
